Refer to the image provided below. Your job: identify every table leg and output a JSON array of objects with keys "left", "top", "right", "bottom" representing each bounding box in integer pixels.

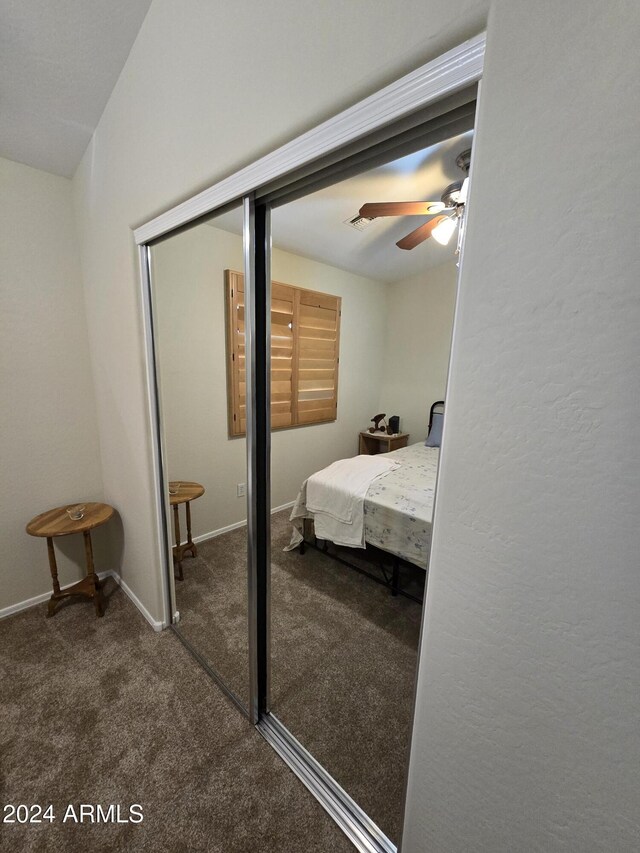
[
  {"left": 84, "top": 531, "right": 104, "bottom": 617},
  {"left": 182, "top": 500, "right": 198, "bottom": 559},
  {"left": 46, "top": 537, "right": 60, "bottom": 618},
  {"left": 173, "top": 504, "right": 183, "bottom": 581}
]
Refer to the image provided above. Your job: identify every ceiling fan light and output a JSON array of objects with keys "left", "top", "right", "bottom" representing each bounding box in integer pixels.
[
  {"left": 459, "top": 176, "right": 470, "bottom": 204},
  {"left": 431, "top": 216, "right": 458, "bottom": 246}
]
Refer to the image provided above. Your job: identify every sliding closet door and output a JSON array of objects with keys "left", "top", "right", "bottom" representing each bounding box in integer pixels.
[
  {"left": 135, "top": 59, "right": 479, "bottom": 851},
  {"left": 149, "top": 203, "right": 252, "bottom": 712},
  {"left": 243, "top": 197, "right": 271, "bottom": 722},
  {"left": 261, "top": 130, "right": 470, "bottom": 844}
]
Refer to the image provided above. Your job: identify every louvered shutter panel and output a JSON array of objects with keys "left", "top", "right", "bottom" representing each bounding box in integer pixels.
[
  {"left": 225, "top": 270, "right": 246, "bottom": 436},
  {"left": 295, "top": 290, "right": 341, "bottom": 425},
  {"left": 270, "top": 282, "right": 295, "bottom": 428},
  {"left": 226, "top": 272, "right": 340, "bottom": 435}
]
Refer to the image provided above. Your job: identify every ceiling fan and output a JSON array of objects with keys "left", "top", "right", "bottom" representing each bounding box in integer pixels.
[{"left": 359, "top": 149, "right": 471, "bottom": 251}]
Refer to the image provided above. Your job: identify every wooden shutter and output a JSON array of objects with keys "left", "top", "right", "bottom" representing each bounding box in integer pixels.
[
  {"left": 225, "top": 270, "right": 246, "bottom": 436},
  {"left": 226, "top": 271, "right": 340, "bottom": 435},
  {"left": 270, "top": 282, "right": 295, "bottom": 429},
  {"left": 295, "top": 289, "right": 341, "bottom": 425}
]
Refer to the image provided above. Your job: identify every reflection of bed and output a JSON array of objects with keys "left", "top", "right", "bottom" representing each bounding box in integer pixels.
[
  {"left": 288, "top": 403, "right": 444, "bottom": 600},
  {"left": 362, "top": 442, "right": 439, "bottom": 569},
  {"left": 288, "top": 442, "right": 439, "bottom": 571},
  {"left": 289, "top": 400, "right": 444, "bottom": 580}
]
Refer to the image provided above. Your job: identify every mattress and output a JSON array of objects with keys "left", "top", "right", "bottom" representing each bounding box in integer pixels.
[
  {"left": 362, "top": 442, "right": 439, "bottom": 570},
  {"left": 289, "top": 442, "right": 439, "bottom": 570}
]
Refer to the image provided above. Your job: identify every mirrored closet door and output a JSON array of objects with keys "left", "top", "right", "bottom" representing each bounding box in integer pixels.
[
  {"left": 265, "top": 129, "right": 472, "bottom": 844},
  {"left": 140, "top": 70, "right": 478, "bottom": 853},
  {"left": 149, "top": 204, "right": 251, "bottom": 710}
]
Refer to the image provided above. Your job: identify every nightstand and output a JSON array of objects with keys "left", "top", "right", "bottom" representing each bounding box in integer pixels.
[{"left": 359, "top": 431, "right": 410, "bottom": 455}]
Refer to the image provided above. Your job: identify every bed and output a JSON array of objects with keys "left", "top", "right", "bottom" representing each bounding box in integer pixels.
[{"left": 287, "top": 402, "right": 444, "bottom": 599}]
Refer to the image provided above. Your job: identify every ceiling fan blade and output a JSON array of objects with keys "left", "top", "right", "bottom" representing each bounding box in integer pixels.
[
  {"left": 396, "top": 215, "right": 448, "bottom": 250},
  {"left": 359, "top": 201, "right": 445, "bottom": 218}
]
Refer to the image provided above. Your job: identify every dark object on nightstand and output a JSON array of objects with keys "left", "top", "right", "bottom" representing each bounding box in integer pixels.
[
  {"left": 369, "top": 413, "right": 387, "bottom": 433},
  {"left": 388, "top": 415, "right": 400, "bottom": 434}
]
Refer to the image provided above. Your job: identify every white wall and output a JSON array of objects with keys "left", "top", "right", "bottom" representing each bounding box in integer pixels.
[
  {"left": 152, "top": 223, "right": 387, "bottom": 539},
  {"left": 69, "top": 0, "right": 640, "bottom": 849},
  {"left": 0, "top": 157, "right": 103, "bottom": 614},
  {"left": 269, "top": 233, "right": 389, "bottom": 506},
  {"left": 378, "top": 262, "right": 457, "bottom": 442},
  {"left": 402, "top": 2, "right": 640, "bottom": 851}
]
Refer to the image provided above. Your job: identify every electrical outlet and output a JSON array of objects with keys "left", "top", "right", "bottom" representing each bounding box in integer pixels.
[{"left": 237, "top": 483, "right": 246, "bottom": 497}]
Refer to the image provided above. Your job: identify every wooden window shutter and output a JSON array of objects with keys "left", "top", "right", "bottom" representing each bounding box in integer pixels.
[
  {"left": 270, "top": 282, "right": 295, "bottom": 429},
  {"left": 225, "top": 270, "right": 246, "bottom": 436},
  {"left": 225, "top": 271, "right": 340, "bottom": 436},
  {"left": 295, "top": 289, "right": 341, "bottom": 425}
]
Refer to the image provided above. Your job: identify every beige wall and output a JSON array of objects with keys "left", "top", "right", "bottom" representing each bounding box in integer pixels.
[
  {"left": 378, "top": 262, "right": 457, "bottom": 442},
  {"left": 152, "top": 222, "right": 388, "bottom": 539},
  {"left": 402, "top": 2, "right": 640, "bottom": 851},
  {"left": 0, "top": 157, "right": 103, "bottom": 614}
]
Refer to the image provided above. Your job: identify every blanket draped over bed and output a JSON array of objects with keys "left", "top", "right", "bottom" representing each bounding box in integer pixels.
[
  {"left": 286, "top": 443, "right": 440, "bottom": 570},
  {"left": 302, "top": 454, "right": 399, "bottom": 547}
]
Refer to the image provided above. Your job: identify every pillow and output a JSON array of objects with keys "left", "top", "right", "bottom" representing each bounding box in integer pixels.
[{"left": 425, "top": 412, "right": 443, "bottom": 447}]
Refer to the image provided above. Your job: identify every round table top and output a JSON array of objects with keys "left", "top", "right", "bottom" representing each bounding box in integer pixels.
[
  {"left": 26, "top": 502, "right": 115, "bottom": 538},
  {"left": 168, "top": 481, "right": 205, "bottom": 505}
]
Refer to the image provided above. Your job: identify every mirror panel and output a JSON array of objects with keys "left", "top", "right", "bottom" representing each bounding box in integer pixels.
[
  {"left": 150, "top": 205, "right": 250, "bottom": 708},
  {"left": 266, "top": 133, "right": 469, "bottom": 841}
]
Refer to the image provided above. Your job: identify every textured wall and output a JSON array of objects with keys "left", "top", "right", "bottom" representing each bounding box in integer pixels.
[
  {"left": 0, "top": 157, "right": 104, "bottom": 613},
  {"left": 402, "top": 1, "right": 640, "bottom": 850}
]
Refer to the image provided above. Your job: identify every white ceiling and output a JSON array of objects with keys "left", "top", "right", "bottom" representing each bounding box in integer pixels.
[
  {"left": 0, "top": 0, "right": 152, "bottom": 177},
  {"left": 214, "top": 130, "right": 473, "bottom": 283}
]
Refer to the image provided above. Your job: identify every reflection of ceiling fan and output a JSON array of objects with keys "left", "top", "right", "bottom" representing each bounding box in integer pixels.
[{"left": 359, "top": 149, "right": 471, "bottom": 251}]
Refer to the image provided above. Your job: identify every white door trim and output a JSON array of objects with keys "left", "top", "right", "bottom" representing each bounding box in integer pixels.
[{"left": 133, "top": 32, "right": 485, "bottom": 245}]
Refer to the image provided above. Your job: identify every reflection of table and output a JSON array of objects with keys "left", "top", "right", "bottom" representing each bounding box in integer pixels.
[
  {"left": 169, "top": 482, "right": 205, "bottom": 581},
  {"left": 26, "top": 502, "right": 115, "bottom": 618}
]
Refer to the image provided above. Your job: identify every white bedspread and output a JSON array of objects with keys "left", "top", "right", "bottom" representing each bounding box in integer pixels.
[
  {"left": 286, "top": 443, "right": 440, "bottom": 569},
  {"left": 304, "top": 454, "right": 399, "bottom": 547}
]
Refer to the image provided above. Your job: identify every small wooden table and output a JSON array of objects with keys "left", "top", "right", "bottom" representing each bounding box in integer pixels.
[
  {"left": 26, "top": 502, "right": 114, "bottom": 618},
  {"left": 359, "top": 431, "right": 410, "bottom": 455},
  {"left": 169, "top": 481, "right": 205, "bottom": 581}
]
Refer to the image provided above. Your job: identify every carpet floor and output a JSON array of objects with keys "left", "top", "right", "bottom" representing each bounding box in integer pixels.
[
  {"left": 175, "top": 510, "right": 424, "bottom": 842},
  {"left": 0, "top": 583, "right": 354, "bottom": 853}
]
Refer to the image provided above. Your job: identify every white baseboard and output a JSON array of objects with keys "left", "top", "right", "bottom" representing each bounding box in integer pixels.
[
  {"left": 192, "top": 519, "right": 245, "bottom": 544},
  {"left": 0, "top": 571, "right": 111, "bottom": 622},
  {"left": 192, "top": 500, "right": 295, "bottom": 546},
  {"left": 109, "top": 570, "right": 165, "bottom": 632},
  {"left": 1, "top": 501, "right": 297, "bottom": 626},
  {"left": 0, "top": 570, "right": 165, "bottom": 633}
]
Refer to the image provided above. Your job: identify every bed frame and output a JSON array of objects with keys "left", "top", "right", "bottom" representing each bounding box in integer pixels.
[
  {"left": 295, "top": 400, "right": 445, "bottom": 606},
  {"left": 428, "top": 399, "right": 444, "bottom": 432},
  {"left": 298, "top": 520, "right": 425, "bottom": 604}
]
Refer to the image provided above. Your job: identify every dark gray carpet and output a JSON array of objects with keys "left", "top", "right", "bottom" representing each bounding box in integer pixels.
[
  {"left": 0, "top": 582, "right": 353, "bottom": 853},
  {"left": 175, "top": 510, "right": 424, "bottom": 842}
]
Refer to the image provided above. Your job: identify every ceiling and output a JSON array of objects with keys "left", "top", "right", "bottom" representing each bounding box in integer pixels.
[
  {"left": 214, "top": 130, "right": 473, "bottom": 283},
  {"left": 0, "top": 0, "right": 152, "bottom": 177}
]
